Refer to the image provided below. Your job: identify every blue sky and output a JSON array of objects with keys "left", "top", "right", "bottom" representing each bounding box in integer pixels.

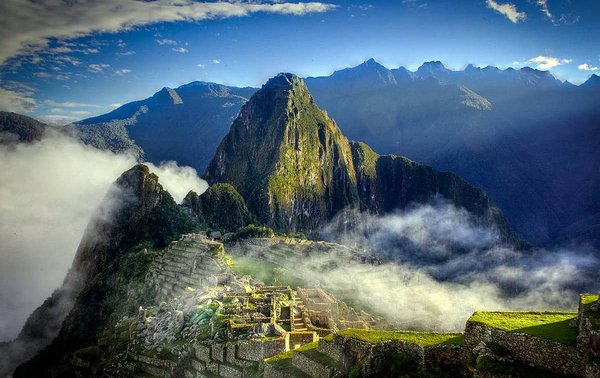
[{"left": 0, "top": 0, "right": 598, "bottom": 124}]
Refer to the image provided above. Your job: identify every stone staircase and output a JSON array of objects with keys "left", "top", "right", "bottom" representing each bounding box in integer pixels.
[
  {"left": 293, "top": 298, "right": 308, "bottom": 333},
  {"left": 146, "top": 239, "right": 230, "bottom": 301}
]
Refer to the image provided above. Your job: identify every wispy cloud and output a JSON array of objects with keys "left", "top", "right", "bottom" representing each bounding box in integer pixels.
[
  {"left": 116, "top": 51, "right": 136, "bottom": 56},
  {"left": 155, "top": 38, "right": 177, "bottom": 46},
  {"left": 49, "top": 108, "right": 92, "bottom": 116},
  {"left": 486, "top": 0, "right": 527, "bottom": 23},
  {"left": 115, "top": 68, "right": 132, "bottom": 75},
  {"left": 212, "top": 59, "right": 221, "bottom": 64},
  {"left": 43, "top": 100, "right": 100, "bottom": 108},
  {"left": 578, "top": 63, "right": 599, "bottom": 71},
  {"left": 172, "top": 47, "right": 188, "bottom": 53},
  {"left": 197, "top": 64, "right": 206, "bottom": 68},
  {"left": 88, "top": 63, "right": 110, "bottom": 73},
  {"left": 536, "top": 0, "right": 553, "bottom": 22},
  {"left": 0, "top": 87, "right": 37, "bottom": 113},
  {"left": 0, "top": 0, "right": 337, "bottom": 64}
]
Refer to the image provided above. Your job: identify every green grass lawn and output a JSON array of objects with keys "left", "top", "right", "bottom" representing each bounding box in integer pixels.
[
  {"left": 469, "top": 311, "right": 578, "bottom": 346},
  {"left": 337, "top": 329, "right": 464, "bottom": 346},
  {"left": 230, "top": 256, "right": 303, "bottom": 287}
]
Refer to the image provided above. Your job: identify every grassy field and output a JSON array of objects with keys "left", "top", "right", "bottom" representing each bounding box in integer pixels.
[
  {"left": 230, "top": 256, "right": 304, "bottom": 287},
  {"left": 337, "top": 329, "right": 464, "bottom": 346},
  {"left": 469, "top": 311, "right": 578, "bottom": 346}
]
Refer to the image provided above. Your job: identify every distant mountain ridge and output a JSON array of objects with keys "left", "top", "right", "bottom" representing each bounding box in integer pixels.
[
  {"left": 305, "top": 60, "right": 600, "bottom": 247},
  {"left": 76, "top": 81, "right": 257, "bottom": 172}
]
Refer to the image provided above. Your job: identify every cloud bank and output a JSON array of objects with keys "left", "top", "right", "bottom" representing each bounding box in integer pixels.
[
  {"left": 0, "top": 131, "right": 208, "bottom": 341},
  {"left": 291, "top": 202, "right": 600, "bottom": 331},
  {"left": 0, "top": 0, "right": 337, "bottom": 65}
]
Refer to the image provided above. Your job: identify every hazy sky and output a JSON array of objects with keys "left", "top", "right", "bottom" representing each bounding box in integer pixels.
[{"left": 0, "top": 0, "right": 598, "bottom": 123}]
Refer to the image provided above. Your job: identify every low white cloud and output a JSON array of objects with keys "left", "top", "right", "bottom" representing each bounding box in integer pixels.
[
  {"left": 486, "top": 0, "right": 526, "bottom": 23},
  {"left": 212, "top": 59, "right": 221, "bottom": 64},
  {"left": 0, "top": 0, "right": 337, "bottom": 64},
  {"left": 109, "top": 103, "right": 123, "bottom": 109},
  {"left": 36, "top": 114, "right": 80, "bottom": 125},
  {"left": 578, "top": 63, "right": 599, "bottom": 71},
  {"left": 197, "top": 63, "right": 206, "bottom": 68},
  {"left": 146, "top": 161, "right": 208, "bottom": 203},
  {"left": 172, "top": 47, "right": 188, "bottom": 53},
  {"left": 309, "top": 202, "right": 599, "bottom": 330},
  {"left": 528, "top": 55, "right": 572, "bottom": 70}
]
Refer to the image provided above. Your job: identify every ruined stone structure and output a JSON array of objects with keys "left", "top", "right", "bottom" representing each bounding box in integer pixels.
[
  {"left": 65, "top": 234, "right": 600, "bottom": 377},
  {"left": 70, "top": 234, "right": 384, "bottom": 377}
]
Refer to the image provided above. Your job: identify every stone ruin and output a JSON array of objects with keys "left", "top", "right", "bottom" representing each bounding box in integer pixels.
[{"left": 71, "top": 233, "right": 386, "bottom": 377}]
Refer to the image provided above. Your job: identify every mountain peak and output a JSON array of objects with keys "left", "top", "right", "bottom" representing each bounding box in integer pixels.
[
  {"left": 360, "top": 58, "right": 385, "bottom": 68},
  {"left": 418, "top": 61, "right": 447, "bottom": 71},
  {"left": 263, "top": 72, "right": 302, "bottom": 90},
  {"left": 416, "top": 61, "right": 450, "bottom": 79},
  {"left": 205, "top": 73, "right": 359, "bottom": 232},
  {"left": 582, "top": 73, "right": 600, "bottom": 89}
]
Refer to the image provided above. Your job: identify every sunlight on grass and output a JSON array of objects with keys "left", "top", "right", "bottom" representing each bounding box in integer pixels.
[
  {"left": 469, "top": 311, "right": 578, "bottom": 346},
  {"left": 337, "top": 329, "right": 464, "bottom": 346}
]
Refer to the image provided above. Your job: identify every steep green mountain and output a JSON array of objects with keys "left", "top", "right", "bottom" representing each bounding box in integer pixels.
[
  {"left": 205, "top": 73, "right": 519, "bottom": 244},
  {"left": 75, "top": 82, "right": 257, "bottom": 172},
  {"left": 204, "top": 73, "right": 360, "bottom": 233},
  {"left": 9, "top": 164, "right": 196, "bottom": 377}
]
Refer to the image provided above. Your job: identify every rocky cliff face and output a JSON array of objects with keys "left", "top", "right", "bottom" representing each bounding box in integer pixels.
[
  {"left": 10, "top": 164, "right": 196, "bottom": 377},
  {"left": 205, "top": 74, "right": 519, "bottom": 243}
]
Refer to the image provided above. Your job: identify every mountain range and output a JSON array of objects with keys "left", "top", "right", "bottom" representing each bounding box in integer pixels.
[
  {"left": 2, "top": 73, "right": 522, "bottom": 376},
  {"left": 66, "top": 59, "right": 600, "bottom": 247}
]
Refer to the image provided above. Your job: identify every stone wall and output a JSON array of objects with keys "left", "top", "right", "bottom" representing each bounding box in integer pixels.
[
  {"left": 464, "top": 321, "right": 583, "bottom": 376},
  {"left": 287, "top": 331, "right": 318, "bottom": 349}
]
